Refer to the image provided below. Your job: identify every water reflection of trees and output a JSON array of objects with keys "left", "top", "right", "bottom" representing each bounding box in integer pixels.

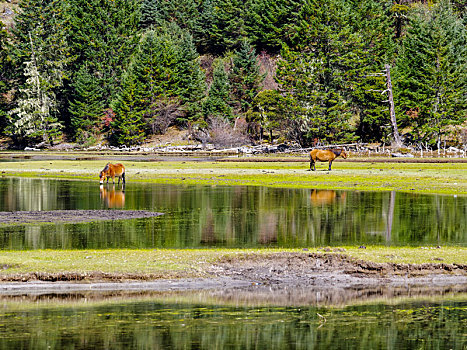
[
  {"left": 0, "top": 301, "right": 465, "bottom": 349},
  {"left": 0, "top": 179, "right": 465, "bottom": 249}
]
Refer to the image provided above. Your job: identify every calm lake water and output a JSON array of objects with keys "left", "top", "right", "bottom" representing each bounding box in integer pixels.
[
  {"left": 0, "top": 177, "right": 466, "bottom": 349},
  {"left": 0, "top": 295, "right": 465, "bottom": 349},
  {"left": 0, "top": 177, "right": 465, "bottom": 249}
]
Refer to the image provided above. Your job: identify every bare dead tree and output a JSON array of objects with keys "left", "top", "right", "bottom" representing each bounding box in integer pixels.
[
  {"left": 147, "top": 97, "right": 184, "bottom": 135},
  {"left": 192, "top": 117, "right": 251, "bottom": 148},
  {"left": 385, "top": 65, "right": 403, "bottom": 148}
]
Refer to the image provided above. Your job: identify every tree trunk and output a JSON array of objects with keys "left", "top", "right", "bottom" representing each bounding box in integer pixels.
[{"left": 385, "top": 65, "right": 403, "bottom": 148}]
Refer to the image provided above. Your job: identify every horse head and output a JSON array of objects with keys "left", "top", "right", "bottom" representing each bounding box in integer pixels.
[
  {"left": 341, "top": 150, "right": 348, "bottom": 159},
  {"left": 99, "top": 163, "right": 110, "bottom": 184},
  {"left": 99, "top": 170, "right": 106, "bottom": 184}
]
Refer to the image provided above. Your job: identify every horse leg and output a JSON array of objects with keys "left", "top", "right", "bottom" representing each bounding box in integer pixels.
[
  {"left": 310, "top": 158, "right": 316, "bottom": 171},
  {"left": 328, "top": 161, "right": 332, "bottom": 171},
  {"left": 122, "top": 172, "right": 126, "bottom": 184}
]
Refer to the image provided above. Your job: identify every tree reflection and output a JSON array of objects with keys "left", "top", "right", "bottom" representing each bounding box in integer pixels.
[{"left": 0, "top": 179, "right": 464, "bottom": 249}]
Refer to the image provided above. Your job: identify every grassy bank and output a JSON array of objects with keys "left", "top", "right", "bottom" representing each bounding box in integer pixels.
[
  {"left": 0, "top": 247, "right": 465, "bottom": 277},
  {"left": 0, "top": 158, "right": 466, "bottom": 194},
  {"left": 0, "top": 157, "right": 465, "bottom": 279}
]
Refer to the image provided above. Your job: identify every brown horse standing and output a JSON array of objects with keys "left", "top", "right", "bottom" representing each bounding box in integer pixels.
[
  {"left": 309, "top": 149, "right": 348, "bottom": 171},
  {"left": 99, "top": 163, "right": 126, "bottom": 185}
]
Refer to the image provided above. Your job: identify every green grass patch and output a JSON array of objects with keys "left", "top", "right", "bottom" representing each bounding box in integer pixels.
[
  {"left": 0, "top": 246, "right": 465, "bottom": 276},
  {"left": 0, "top": 158, "right": 466, "bottom": 194}
]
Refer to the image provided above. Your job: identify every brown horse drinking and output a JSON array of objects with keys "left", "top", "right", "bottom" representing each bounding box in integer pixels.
[
  {"left": 309, "top": 149, "right": 348, "bottom": 171},
  {"left": 99, "top": 163, "right": 126, "bottom": 185}
]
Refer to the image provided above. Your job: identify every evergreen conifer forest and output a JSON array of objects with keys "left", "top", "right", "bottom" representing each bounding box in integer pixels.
[{"left": 0, "top": 0, "right": 466, "bottom": 149}]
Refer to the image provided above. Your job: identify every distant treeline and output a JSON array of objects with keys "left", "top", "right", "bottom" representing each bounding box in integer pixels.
[{"left": 0, "top": 0, "right": 465, "bottom": 148}]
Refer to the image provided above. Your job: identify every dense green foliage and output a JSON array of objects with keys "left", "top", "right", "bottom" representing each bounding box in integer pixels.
[
  {"left": 0, "top": 0, "right": 465, "bottom": 147},
  {"left": 0, "top": 21, "right": 10, "bottom": 132},
  {"left": 394, "top": 1, "right": 467, "bottom": 147},
  {"left": 111, "top": 26, "right": 205, "bottom": 145},
  {"left": 203, "top": 58, "right": 233, "bottom": 120}
]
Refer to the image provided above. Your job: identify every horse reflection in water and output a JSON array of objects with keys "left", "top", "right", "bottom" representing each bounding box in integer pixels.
[
  {"left": 100, "top": 185, "right": 125, "bottom": 208},
  {"left": 310, "top": 189, "right": 346, "bottom": 206}
]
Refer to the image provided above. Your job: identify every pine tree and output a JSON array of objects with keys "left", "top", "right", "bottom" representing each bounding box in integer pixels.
[
  {"left": 110, "top": 76, "right": 147, "bottom": 145},
  {"left": 347, "top": 0, "right": 396, "bottom": 142},
  {"left": 176, "top": 31, "right": 207, "bottom": 122},
  {"left": 9, "top": 0, "right": 71, "bottom": 141},
  {"left": 276, "top": 0, "right": 394, "bottom": 145},
  {"left": 247, "top": 89, "right": 286, "bottom": 142},
  {"left": 0, "top": 21, "right": 9, "bottom": 131},
  {"left": 111, "top": 30, "right": 174, "bottom": 145},
  {"left": 210, "top": 0, "right": 247, "bottom": 52},
  {"left": 203, "top": 58, "right": 232, "bottom": 119},
  {"left": 276, "top": 2, "right": 349, "bottom": 144},
  {"left": 111, "top": 26, "right": 205, "bottom": 145},
  {"left": 229, "top": 40, "right": 264, "bottom": 114},
  {"left": 140, "top": 0, "right": 199, "bottom": 33},
  {"left": 7, "top": 36, "right": 62, "bottom": 145},
  {"left": 193, "top": 0, "right": 215, "bottom": 53},
  {"left": 68, "top": 65, "right": 105, "bottom": 139},
  {"left": 245, "top": 0, "right": 300, "bottom": 52},
  {"left": 394, "top": 2, "right": 467, "bottom": 147},
  {"left": 140, "top": 0, "right": 160, "bottom": 29},
  {"left": 66, "top": 0, "right": 141, "bottom": 115}
]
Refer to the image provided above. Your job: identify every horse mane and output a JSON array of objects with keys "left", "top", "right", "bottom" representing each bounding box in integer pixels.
[
  {"left": 103, "top": 163, "right": 110, "bottom": 172},
  {"left": 331, "top": 149, "right": 342, "bottom": 156}
]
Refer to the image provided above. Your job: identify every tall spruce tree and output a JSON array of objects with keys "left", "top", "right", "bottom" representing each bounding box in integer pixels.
[
  {"left": 140, "top": 0, "right": 160, "bottom": 29},
  {"left": 68, "top": 65, "right": 105, "bottom": 140},
  {"left": 7, "top": 37, "right": 62, "bottom": 145},
  {"left": 394, "top": 2, "right": 467, "bottom": 147},
  {"left": 276, "top": 0, "right": 358, "bottom": 144},
  {"left": 177, "top": 32, "right": 207, "bottom": 121},
  {"left": 347, "top": 0, "right": 396, "bottom": 142},
  {"left": 8, "top": 0, "right": 70, "bottom": 145},
  {"left": 140, "top": 0, "right": 199, "bottom": 33},
  {"left": 245, "top": 0, "right": 301, "bottom": 52},
  {"left": 66, "top": 0, "right": 141, "bottom": 137},
  {"left": 229, "top": 40, "right": 264, "bottom": 114},
  {"left": 193, "top": 0, "right": 216, "bottom": 53},
  {"left": 210, "top": 0, "right": 247, "bottom": 52},
  {"left": 203, "top": 58, "right": 233, "bottom": 119},
  {"left": 111, "top": 26, "right": 205, "bottom": 145},
  {"left": 0, "top": 21, "right": 9, "bottom": 131},
  {"left": 276, "top": 0, "right": 395, "bottom": 145},
  {"left": 247, "top": 89, "right": 286, "bottom": 142}
]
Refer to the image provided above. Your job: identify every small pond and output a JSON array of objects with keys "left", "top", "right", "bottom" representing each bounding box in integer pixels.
[{"left": 0, "top": 178, "right": 465, "bottom": 249}]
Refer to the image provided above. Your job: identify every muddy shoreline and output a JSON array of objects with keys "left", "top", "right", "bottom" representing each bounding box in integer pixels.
[
  {"left": 0, "top": 210, "right": 163, "bottom": 225},
  {"left": 1, "top": 253, "right": 466, "bottom": 298}
]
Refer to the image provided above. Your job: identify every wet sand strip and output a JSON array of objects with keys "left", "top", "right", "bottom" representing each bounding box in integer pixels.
[{"left": 0, "top": 210, "right": 163, "bottom": 225}]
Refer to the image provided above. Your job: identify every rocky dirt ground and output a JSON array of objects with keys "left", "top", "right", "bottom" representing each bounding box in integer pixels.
[
  {"left": 0, "top": 252, "right": 465, "bottom": 298},
  {"left": 0, "top": 210, "right": 163, "bottom": 225}
]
